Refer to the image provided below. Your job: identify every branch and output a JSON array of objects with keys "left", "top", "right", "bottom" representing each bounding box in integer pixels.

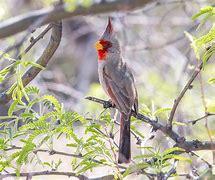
[
  {"left": 0, "top": 24, "right": 52, "bottom": 60},
  {"left": 0, "top": 170, "right": 127, "bottom": 180},
  {"left": 85, "top": 96, "right": 215, "bottom": 152},
  {"left": 187, "top": 113, "right": 215, "bottom": 125},
  {"left": 5, "top": 145, "right": 126, "bottom": 170},
  {"left": 0, "top": 171, "right": 87, "bottom": 180},
  {"left": 167, "top": 44, "right": 214, "bottom": 129},
  {"left": 167, "top": 62, "right": 203, "bottom": 128},
  {"left": 17, "top": 24, "right": 53, "bottom": 60},
  {"left": 0, "top": 21, "right": 62, "bottom": 104},
  {"left": 0, "top": 0, "right": 153, "bottom": 39}
]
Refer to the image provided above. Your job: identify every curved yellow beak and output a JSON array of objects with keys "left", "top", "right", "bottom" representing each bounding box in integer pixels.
[{"left": 94, "top": 41, "right": 103, "bottom": 50}]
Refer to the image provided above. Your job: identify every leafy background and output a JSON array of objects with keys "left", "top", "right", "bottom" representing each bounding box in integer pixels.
[{"left": 0, "top": 0, "right": 214, "bottom": 179}]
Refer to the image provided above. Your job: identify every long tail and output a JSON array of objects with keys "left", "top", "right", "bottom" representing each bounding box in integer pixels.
[{"left": 118, "top": 112, "right": 131, "bottom": 164}]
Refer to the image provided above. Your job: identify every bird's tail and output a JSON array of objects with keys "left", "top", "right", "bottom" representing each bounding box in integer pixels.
[{"left": 118, "top": 112, "right": 131, "bottom": 164}]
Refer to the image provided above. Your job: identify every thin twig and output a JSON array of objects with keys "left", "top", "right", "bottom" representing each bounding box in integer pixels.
[
  {"left": 167, "top": 62, "right": 203, "bottom": 129},
  {"left": 104, "top": 127, "right": 121, "bottom": 174},
  {"left": 114, "top": 120, "right": 142, "bottom": 145},
  {"left": 168, "top": 44, "right": 214, "bottom": 129},
  {"left": 198, "top": 71, "right": 215, "bottom": 164},
  {"left": 187, "top": 113, "right": 215, "bottom": 125},
  {"left": 17, "top": 24, "right": 53, "bottom": 60},
  {"left": 0, "top": 170, "right": 87, "bottom": 179},
  {"left": 190, "top": 151, "right": 212, "bottom": 168}
]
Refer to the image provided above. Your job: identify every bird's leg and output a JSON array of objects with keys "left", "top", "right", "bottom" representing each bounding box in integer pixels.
[{"left": 103, "top": 99, "right": 115, "bottom": 108}]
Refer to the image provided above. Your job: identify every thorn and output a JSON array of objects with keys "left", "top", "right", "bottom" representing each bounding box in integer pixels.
[
  {"left": 155, "top": 117, "right": 159, "bottom": 122},
  {"left": 31, "top": 29, "right": 36, "bottom": 33},
  {"left": 109, "top": 132, "right": 114, "bottom": 139},
  {"left": 136, "top": 137, "right": 142, "bottom": 145},
  {"left": 85, "top": 96, "right": 92, "bottom": 100},
  {"left": 49, "top": 150, "right": 55, "bottom": 155},
  {"left": 176, "top": 137, "right": 185, "bottom": 143},
  {"left": 30, "top": 37, "right": 34, "bottom": 43},
  {"left": 192, "top": 121, "right": 197, "bottom": 125},
  {"left": 188, "top": 84, "right": 193, "bottom": 89},
  {"left": 150, "top": 135, "right": 155, "bottom": 140}
]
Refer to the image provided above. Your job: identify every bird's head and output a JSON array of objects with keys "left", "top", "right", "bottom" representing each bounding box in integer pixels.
[{"left": 95, "top": 17, "right": 120, "bottom": 61}]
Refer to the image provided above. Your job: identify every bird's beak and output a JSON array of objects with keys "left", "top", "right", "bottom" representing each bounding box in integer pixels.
[{"left": 95, "top": 41, "right": 103, "bottom": 50}]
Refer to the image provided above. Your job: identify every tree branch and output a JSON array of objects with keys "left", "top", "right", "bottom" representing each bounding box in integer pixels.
[
  {"left": 0, "top": 21, "right": 62, "bottom": 104},
  {"left": 168, "top": 44, "right": 214, "bottom": 129},
  {"left": 4, "top": 145, "right": 126, "bottom": 170},
  {"left": 0, "top": 0, "right": 154, "bottom": 39},
  {"left": 187, "top": 113, "right": 215, "bottom": 125},
  {"left": 0, "top": 171, "right": 87, "bottom": 180},
  {"left": 85, "top": 96, "right": 215, "bottom": 152},
  {"left": 167, "top": 62, "right": 203, "bottom": 129},
  {"left": 17, "top": 24, "right": 53, "bottom": 60}
]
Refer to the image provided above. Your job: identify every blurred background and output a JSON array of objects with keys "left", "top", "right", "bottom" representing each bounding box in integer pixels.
[{"left": 0, "top": 0, "right": 214, "bottom": 179}]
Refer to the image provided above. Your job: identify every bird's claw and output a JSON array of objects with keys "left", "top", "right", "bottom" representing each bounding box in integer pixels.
[{"left": 103, "top": 99, "right": 115, "bottom": 108}]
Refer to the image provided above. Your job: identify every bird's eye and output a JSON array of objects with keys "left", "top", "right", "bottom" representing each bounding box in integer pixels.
[{"left": 100, "top": 40, "right": 112, "bottom": 49}]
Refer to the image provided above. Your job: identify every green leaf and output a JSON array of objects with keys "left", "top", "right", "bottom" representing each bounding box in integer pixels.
[
  {"left": 42, "top": 95, "right": 61, "bottom": 112},
  {"left": 8, "top": 100, "right": 19, "bottom": 116},
  {"left": 163, "top": 154, "right": 191, "bottom": 163},
  {"left": 154, "top": 108, "right": 171, "bottom": 116},
  {"left": 123, "top": 163, "right": 149, "bottom": 177},
  {"left": 0, "top": 116, "right": 17, "bottom": 120},
  {"left": 16, "top": 141, "right": 36, "bottom": 165},
  {"left": 139, "top": 104, "right": 151, "bottom": 116},
  {"left": 134, "top": 154, "right": 155, "bottom": 159},
  {"left": 76, "top": 162, "right": 98, "bottom": 174},
  {"left": 21, "top": 61, "right": 45, "bottom": 70},
  {"left": 208, "top": 78, "right": 215, "bottom": 84},
  {"left": 67, "top": 143, "right": 78, "bottom": 147},
  {"left": 162, "top": 147, "right": 185, "bottom": 156},
  {"left": 192, "top": 6, "right": 214, "bottom": 20},
  {"left": 25, "top": 86, "right": 40, "bottom": 94},
  {"left": 43, "top": 162, "right": 51, "bottom": 168},
  {"left": 172, "top": 121, "right": 187, "bottom": 126}
]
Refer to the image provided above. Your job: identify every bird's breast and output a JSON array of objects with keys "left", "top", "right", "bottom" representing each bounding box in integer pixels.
[{"left": 98, "top": 61, "right": 108, "bottom": 95}]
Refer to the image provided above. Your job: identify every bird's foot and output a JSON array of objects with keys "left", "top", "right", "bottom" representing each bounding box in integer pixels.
[{"left": 103, "top": 99, "right": 115, "bottom": 108}]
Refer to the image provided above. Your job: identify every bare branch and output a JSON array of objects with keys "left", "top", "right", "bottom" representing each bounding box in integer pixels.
[
  {"left": 0, "top": 171, "right": 87, "bottom": 180},
  {"left": 187, "top": 113, "right": 215, "bottom": 125},
  {"left": 17, "top": 24, "right": 53, "bottom": 60},
  {"left": 0, "top": 0, "right": 154, "bottom": 39},
  {"left": 167, "top": 62, "right": 203, "bottom": 129},
  {"left": 168, "top": 44, "right": 214, "bottom": 129}
]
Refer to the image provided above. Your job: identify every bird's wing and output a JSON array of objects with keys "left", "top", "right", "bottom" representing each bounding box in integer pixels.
[{"left": 103, "top": 65, "right": 136, "bottom": 114}]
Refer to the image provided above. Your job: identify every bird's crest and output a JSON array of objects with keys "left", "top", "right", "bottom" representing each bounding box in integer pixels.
[{"left": 105, "top": 17, "right": 113, "bottom": 34}]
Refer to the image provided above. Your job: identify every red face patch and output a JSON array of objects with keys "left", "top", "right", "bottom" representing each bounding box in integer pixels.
[
  {"left": 96, "top": 39, "right": 112, "bottom": 61},
  {"left": 98, "top": 49, "right": 107, "bottom": 60}
]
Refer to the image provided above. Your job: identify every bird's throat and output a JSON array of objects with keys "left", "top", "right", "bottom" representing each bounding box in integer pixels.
[{"left": 97, "top": 50, "right": 107, "bottom": 61}]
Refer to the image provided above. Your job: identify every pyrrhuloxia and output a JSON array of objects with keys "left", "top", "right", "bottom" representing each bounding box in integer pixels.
[{"left": 94, "top": 18, "right": 138, "bottom": 163}]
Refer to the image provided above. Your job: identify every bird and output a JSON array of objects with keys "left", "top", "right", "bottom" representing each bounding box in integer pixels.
[{"left": 94, "top": 18, "right": 138, "bottom": 163}]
